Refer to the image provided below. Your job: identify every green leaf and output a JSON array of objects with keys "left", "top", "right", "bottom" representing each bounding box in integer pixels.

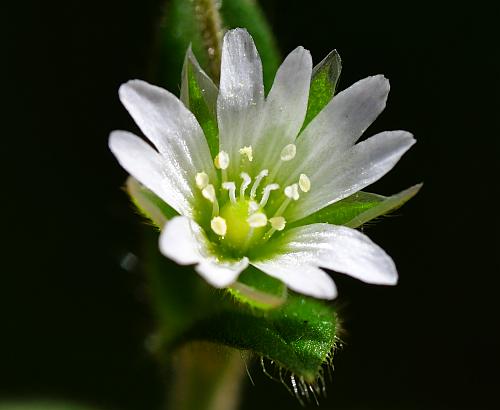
[
  {"left": 289, "top": 184, "right": 422, "bottom": 229},
  {"left": 228, "top": 265, "right": 287, "bottom": 309},
  {"left": 180, "top": 48, "right": 220, "bottom": 158},
  {"left": 184, "top": 292, "right": 338, "bottom": 383},
  {"left": 302, "top": 50, "right": 342, "bottom": 130},
  {"left": 220, "top": 0, "right": 281, "bottom": 92},
  {"left": 126, "top": 176, "right": 178, "bottom": 228}
]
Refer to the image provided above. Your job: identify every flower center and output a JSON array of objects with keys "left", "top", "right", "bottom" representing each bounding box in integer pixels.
[{"left": 195, "top": 144, "right": 311, "bottom": 255}]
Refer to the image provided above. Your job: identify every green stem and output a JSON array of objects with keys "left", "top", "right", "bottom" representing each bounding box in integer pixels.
[
  {"left": 167, "top": 342, "right": 248, "bottom": 410},
  {"left": 195, "top": 0, "right": 223, "bottom": 82}
]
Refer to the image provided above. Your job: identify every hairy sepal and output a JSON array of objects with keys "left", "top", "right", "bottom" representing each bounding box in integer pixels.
[
  {"left": 289, "top": 184, "right": 422, "bottom": 229},
  {"left": 302, "top": 50, "right": 342, "bottom": 130},
  {"left": 183, "top": 292, "right": 338, "bottom": 384},
  {"left": 126, "top": 177, "right": 178, "bottom": 228}
]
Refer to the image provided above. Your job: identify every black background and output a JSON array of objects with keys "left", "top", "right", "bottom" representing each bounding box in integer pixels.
[{"left": 4, "top": 0, "right": 499, "bottom": 409}]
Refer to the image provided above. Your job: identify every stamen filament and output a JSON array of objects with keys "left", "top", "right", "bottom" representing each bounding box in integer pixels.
[
  {"left": 250, "top": 169, "right": 269, "bottom": 199},
  {"left": 272, "top": 197, "right": 291, "bottom": 218}
]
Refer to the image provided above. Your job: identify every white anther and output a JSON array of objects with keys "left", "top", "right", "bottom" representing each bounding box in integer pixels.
[
  {"left": 239, "top": 146, "right": 253, "bottom": 162},
  {"left": 269, "top": 216, "right": 286, "bottom": 231},
  {"left": 239, "top": 172, "right": 252, "bottom": 199},
  {"left": 247, "top": 212, "right": 268, "bottom": 228},
  {"left": 284, "top": 184, "right": 300, "bottom": 201},
  {"left": 259, "top": 183, "right": 280, "bottom": 208},
  {"left": 214, "top": 151, "right": 230, "bottom": 170},
  {"left": 202, "top": 184, "right": 216, "bottom": 203},
  {"left": 280, "top": 144, "right": 296, "bottom": 161},
  {"left": 299, "top": 173, "right": 311, "bottom": 193},
  {"left": 250, "top": 169, "right": 269, "bottom": 199},
  {"left": 248, "top": 200, "right": 259, "bottom": 214},
  {"left": 195, "top": 172, "right": 209, "bottom": 189},
  {"left": 211, "top": 216, "right": 227, "bottom": 236},
  {"left": 222, "top": 182, "right": 237, "bottom": 204}
]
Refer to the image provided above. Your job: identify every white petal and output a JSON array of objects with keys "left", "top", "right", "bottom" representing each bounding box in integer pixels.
[
  {"left": 217, "top": 28, "right": 264, "bottom": 178},
  {"left": 275, "top": 75, "right": 390, "bottom": 187},
  {"left": 253, "top": 47, "right": 312, "bottom": 171},
  {"left": 264, "top": 223, "right": 397, "bottom": 286},
  {"left": 285, "top": 131, "right": 416, "bottom": 221},
  {"left": 119, "top": 79, "right": 216, "bottom": 186},
  {"left": 252, "top": 260, "right": 337, "bottom": 299},
  {"left": 303, "top": 75, "right": 389, "bottom": 149},
  {"left": 109, "top": 131, "right": 191, "bottom": 215},
  {"left": 196, "top": 257, "right": 249, "bottom": 288},
  {"left": 159, "top": 216, "right": 248, "bottom": 288},
  {"left": 159, "top": 216, "right": 201, "bottom": 265}
]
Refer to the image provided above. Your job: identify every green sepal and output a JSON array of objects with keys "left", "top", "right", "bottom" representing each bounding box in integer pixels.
[
  {"left": 228, "top": 266, "right": 287, "bottom": 310},
  {"left": 184, "top": 292, "right": 338, "bottom": 383},
  {"left": 289, "top": 184, "right": 422, "bottom": 229},
  {"left": 126, "top": 177, "right": 178, "bottom": 228},
  {"left": 220, "top": 0, "right": 281, "bottom": 92},
  {"left": 302, "top": 50, "right": 342, "bottom": 131},
  {"left": 180, "top": 48, "right": 220, "bottom": 158}
]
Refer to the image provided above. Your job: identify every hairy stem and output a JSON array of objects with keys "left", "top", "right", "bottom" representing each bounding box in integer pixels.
[
  {"left": 167, "top": 342, "right": 248, "bottom": 410},
  {"left": 195, "top": 0, "right": 223, "bottom": 81}
]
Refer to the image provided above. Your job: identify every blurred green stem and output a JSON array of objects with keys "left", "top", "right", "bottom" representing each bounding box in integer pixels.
[
  {"left": 195, "top": 0, "right": 223, "bottom": 81},
  {"left": 168, "top": 342, "right": 247, "bottom": 410}
]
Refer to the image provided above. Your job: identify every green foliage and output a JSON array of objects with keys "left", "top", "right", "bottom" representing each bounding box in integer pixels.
[
  {"left": 289, "top": 184, "right": 422, "bottom": 229},
  {"left": 158, "top": 0, "right": 280, "bottom": 91},
  {"left": 302, "top": 50, "right": 342, "bottom": 130}
]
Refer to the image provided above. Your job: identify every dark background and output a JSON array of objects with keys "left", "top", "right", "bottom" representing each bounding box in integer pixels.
[{"left": 4, "top": 0, "right": 499, "bottom": 409}]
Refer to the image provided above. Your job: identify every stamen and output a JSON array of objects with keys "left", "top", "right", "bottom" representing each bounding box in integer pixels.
[
  {"left": 222, "top": 182, "right": 237, "bottom": 204},
  {"left": 201, "top": 184, "right": 216, "bottom": 203},
  {"left": 239, "top": 172, "right": 252, "bottom": 199},
  {"left": 239, "top": 146, "right": 253, "bottom": 162},
  {"left": 280, "top": 144, "right": 296, "bottom": 161},
  {"left": 195, "top": 171, "right": 209, "bottom": 189},
  {"left": 284, "top": 183, "right": 300, "bottom": 201},
  {"left": 299, "top": 173, "right": 311, "bottom": 192},
  {"left": 259, "top": 183, "right": 279, "bottom": 208},
  {"left": 269, "top": 216, "right": 286, "bottom": 231},
  {"left": 248, "top": 200, "right": 259, "bottom": 214},
  {"left": 214, "top": 151, "right": 230, "bottom": 170},
  {"left": 250, "top": 169, "right": 269, "bottom": 199},
  {"left": 247, "top": 212, "right": 268, "bottom": 228},
  {"left": 264, "top": 216, "right": 287, "bottom": 241},
  {"left": 211, "top": 216, "right": 227, "bottom": 236},
  {"left": 202, "top": 184, "right": 219, "bottom": 216}
]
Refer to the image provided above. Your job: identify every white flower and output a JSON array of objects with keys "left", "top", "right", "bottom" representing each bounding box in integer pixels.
[{"left": 109, "top": 28, "right": 415, "bottom": 300}]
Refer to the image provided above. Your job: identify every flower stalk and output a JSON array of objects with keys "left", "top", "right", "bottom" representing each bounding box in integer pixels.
[
  {"left": 167, "top": 342, "right": 246, "bottom": 410},
  {"left": 194, "top": 0, "right": 223, "bottom": 81}
]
